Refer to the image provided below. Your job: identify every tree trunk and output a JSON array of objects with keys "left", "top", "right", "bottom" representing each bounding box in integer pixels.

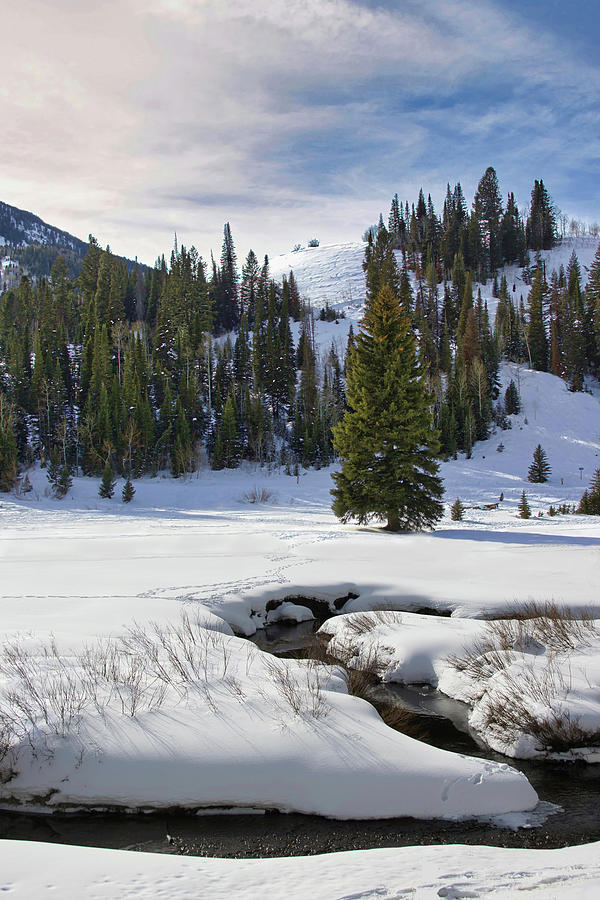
[{"left": 385, "top": 512, "right": 401, "bottom": 532}]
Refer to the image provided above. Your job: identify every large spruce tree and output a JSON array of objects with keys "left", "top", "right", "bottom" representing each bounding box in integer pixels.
[{"left": 331, "top": 281, "right": 444, "bottom": 532}]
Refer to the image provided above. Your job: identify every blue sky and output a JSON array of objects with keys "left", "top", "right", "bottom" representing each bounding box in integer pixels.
[{"left": 2, "top": 0, "right": 599, "bottom": 264}]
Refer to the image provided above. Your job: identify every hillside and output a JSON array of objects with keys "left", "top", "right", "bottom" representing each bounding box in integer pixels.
[
  {"left": 0, "top": 200, "right": 88, "bottom": 253},
  {"left": 0, "top": 200, "right": 145, "bottom": 283},
  {"left": 271, "top": 236, "right": 600, "bottom": 316}
]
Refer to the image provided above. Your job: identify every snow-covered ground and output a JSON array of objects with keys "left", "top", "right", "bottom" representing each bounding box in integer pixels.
[
  {"left": 1, "top": 359, "right": 599, "bottom": 817},
  {"left": 1, "top": 838, "right": 600, "bottom": 898},
  {"left": 271, "top": 236, "right": 600, "bottom": 319},
  {"left": 1, "top": 236, "right": 600, "bottom": 891}
]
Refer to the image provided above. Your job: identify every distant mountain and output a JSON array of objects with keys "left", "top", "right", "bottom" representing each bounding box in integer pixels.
[
  {"left": 0, "top": 200, "right": 145, "bottom": 282},
  {"left": 0, "top": 200, "right": 88, "bottom": 255}
]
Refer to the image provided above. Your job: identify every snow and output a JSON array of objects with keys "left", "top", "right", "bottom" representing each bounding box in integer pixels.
[
  {"left": 319, "top": 611, "right": 486, "bottom": 686},
  {"left": 0, "top": 604, "right": 537, "bottom": 819},
  {"left": 1, "top": 839, "right": 600, "bottom": 899},
  {"left": 266, "top": 601, "right": 315, "bottom": 624},
  {"left": 320, "top": 609, "right": 600, "bottom": 760},
  {"left": 2, "top": 352, "right": 600, "bottom": 809},
  {"left": 1, "top": 236, "right": 600, "bottom": 887},
  {"left": 270, "top": 241, "right": 368, "bottom": 311}
]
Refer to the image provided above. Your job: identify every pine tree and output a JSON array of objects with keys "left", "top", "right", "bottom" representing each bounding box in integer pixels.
[
  {"left": 47, "top": 444, "right": 61, "bottom": 492},
  {"left": 451, "top": 498, "right": 465, "bottom": 521},
  {"left": 526, "top": 265, "right": 548, "bottom": 370},
  {"left": 98, "top": 460, "right": 116, "bottom": 499},
  {"left": 212, "top": 394, "right": 239, "bottom": 469},
  {"left": 518, "top": 490, "right": 532, "bottom": 519},
  {"left": 586, "top": 242, "right": 600, "bottom": 372},
  {"left": 528, "top": 444, "right": 551, "bottom": 483},
  {"left": 331, "top": 283, "right": 444, "bottom": 531},
  {"left": 473, "top": 166, "right": 503, "bottom": 275},
  {"left": 55, "top": 466, "right": 72, "bottom": 499},
  {"left": 122, "top": 478, "right": 135, "bottom": 503},
  {"left": 526, "top": 180, "right": 556, "bottom": 250},
  {"left": 504, "top": 379, "right": 521, "bottom": 414},
  {"left": 578, "top": 469, "right": 600, "bottom": 515},
  {"left": 0, "top": 393, "right": 18, "bottom": 492}
]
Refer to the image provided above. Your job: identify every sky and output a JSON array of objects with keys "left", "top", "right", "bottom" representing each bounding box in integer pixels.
[{"left": 1, "top": 0, "right": 599, "bottom": 266}]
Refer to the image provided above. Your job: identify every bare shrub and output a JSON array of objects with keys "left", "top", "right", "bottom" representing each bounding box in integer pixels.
[
  {"left": 486, "top": 601, "right": 600, "bottom": 653},
  {"left": 262, "top": 656, "right": 329, "bottom": 720},
  {"left": 449, "top": 602, "right": 600, "bottom": 753},
  {"left": 480, "top": 660, "right": 600, "bottom": 753},
  {"left": 376, "top": 703, "right": 427, "bottom": 740},
  {"left": 344, "top": 646, "right": 389, "bottom": 699},
  {"left": 447, "top": 638, "right": 515, "bottom": 681},
  {"left": 241, "top": 485, "right": 276, "bottom": 504}
]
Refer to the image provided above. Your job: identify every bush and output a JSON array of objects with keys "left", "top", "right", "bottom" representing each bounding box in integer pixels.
[
  {"left": 242, "top": 485, "right": 275, "bottom": 504},
  {"left": 448, "top": 602, "right": 600, "bottom": 753},
  {"left": 307, "top": 238, "right": 320, "bottom": 248}
]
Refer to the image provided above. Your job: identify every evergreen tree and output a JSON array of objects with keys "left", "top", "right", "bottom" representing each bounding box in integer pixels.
[
  {"left": 98, "top": 460, "right": 116, "bottom": 498},
  {"left": 240, "top": 249, "right": 259, "bottom": 324},
  {"left": 578, "top": 469, "right": 600, "bottom": 515},
  {"left": 331, "top": 283, "right": 444, "bottom": 531},
  {"left": 518, "top": 490, "right": 532, "bottom": 519},
  {"left": 500, "top": 193, "right": 526, "bottom": 264},
  {"left": 55, "top": 465, "right": 73, "bottom": 499},
  {"left": 47, "top": 444, "right": 61, "bottom": 493},
  {"left": 526, "top": 265, "right": 548, "bottom": 370},
  {"left": 586, "top": 242, "right": 600, "bottom": 372},
  {"left": 0, "top": 393, "right": 18, "bottom": 492},
  {"left": 504, "top": 379, "right": 521, "bottom": 414},
  {"left": 526, "top": 180, "right": 556, "bottom": 250},
  {"left": 122, "top": 478, "right": 135, "bottom": 503},
  {"left": 213, "top": 223, "right": 239, "bottom": 332},
  {"left": 563, "top": 251, "right": 587, "bottom": 391},
  {"left": 473, "top": 166, "right": 503, "bottom": 275},
  {"left": 528, "top": 444, "right": 551, "bottom": 483},
  {"left": 212, "top": 394, "right": 239, "bottom": 469},
  {"left": 451, "top": 498, "right": 465, "bottom": 521}
]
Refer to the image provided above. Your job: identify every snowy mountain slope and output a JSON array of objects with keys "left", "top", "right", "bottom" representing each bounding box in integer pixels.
[
  {"left": 270, "top": 241, "right": 368, "bottom": 310},
  {"left": 270, "top": 236, "right": 600, "bottom": 320},
  {"left": 0, "top": 200, "right": 88, "bottom": 254}
]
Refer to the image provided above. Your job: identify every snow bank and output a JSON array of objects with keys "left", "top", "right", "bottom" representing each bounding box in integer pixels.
[
  {"left": 0, "top": 613, "right": 537, "bottom": 819},
  {"left": 2, "top": 838, "right": 600, "bottom": 899},
  {"left": 319, "top": 611, "right": 486, "bottom": 685},
  {"left": 321, "top": 609, "right": 600, "bottom": 760}
]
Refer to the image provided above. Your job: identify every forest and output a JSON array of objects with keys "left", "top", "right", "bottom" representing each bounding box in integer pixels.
[{"left": 1, "top": 166, "right": 600, "bottom": 496}]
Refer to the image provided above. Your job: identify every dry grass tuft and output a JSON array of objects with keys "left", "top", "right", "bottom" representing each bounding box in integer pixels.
[
  {"left": 241, "top": 485, "right": 276, "bottom": 504},
  {"left": 449, "top": 602, "right": 600, "bottom": 753},
  {"left": 342, "top": 610, "right": 403, "bottom": 637}
]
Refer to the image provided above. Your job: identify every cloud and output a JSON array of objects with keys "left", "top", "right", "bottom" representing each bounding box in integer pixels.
[{"left": 1, "top": 0, "right": 598, "bottom": 263}]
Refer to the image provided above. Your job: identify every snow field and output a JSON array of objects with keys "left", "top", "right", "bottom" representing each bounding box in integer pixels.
[{"left": 1, "top": 838, "right": 600, "bottom": 899}]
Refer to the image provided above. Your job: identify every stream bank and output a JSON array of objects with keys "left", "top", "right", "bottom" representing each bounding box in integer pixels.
[{"left": 0, "top": 617, "right": 598, "bottom": 858}]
